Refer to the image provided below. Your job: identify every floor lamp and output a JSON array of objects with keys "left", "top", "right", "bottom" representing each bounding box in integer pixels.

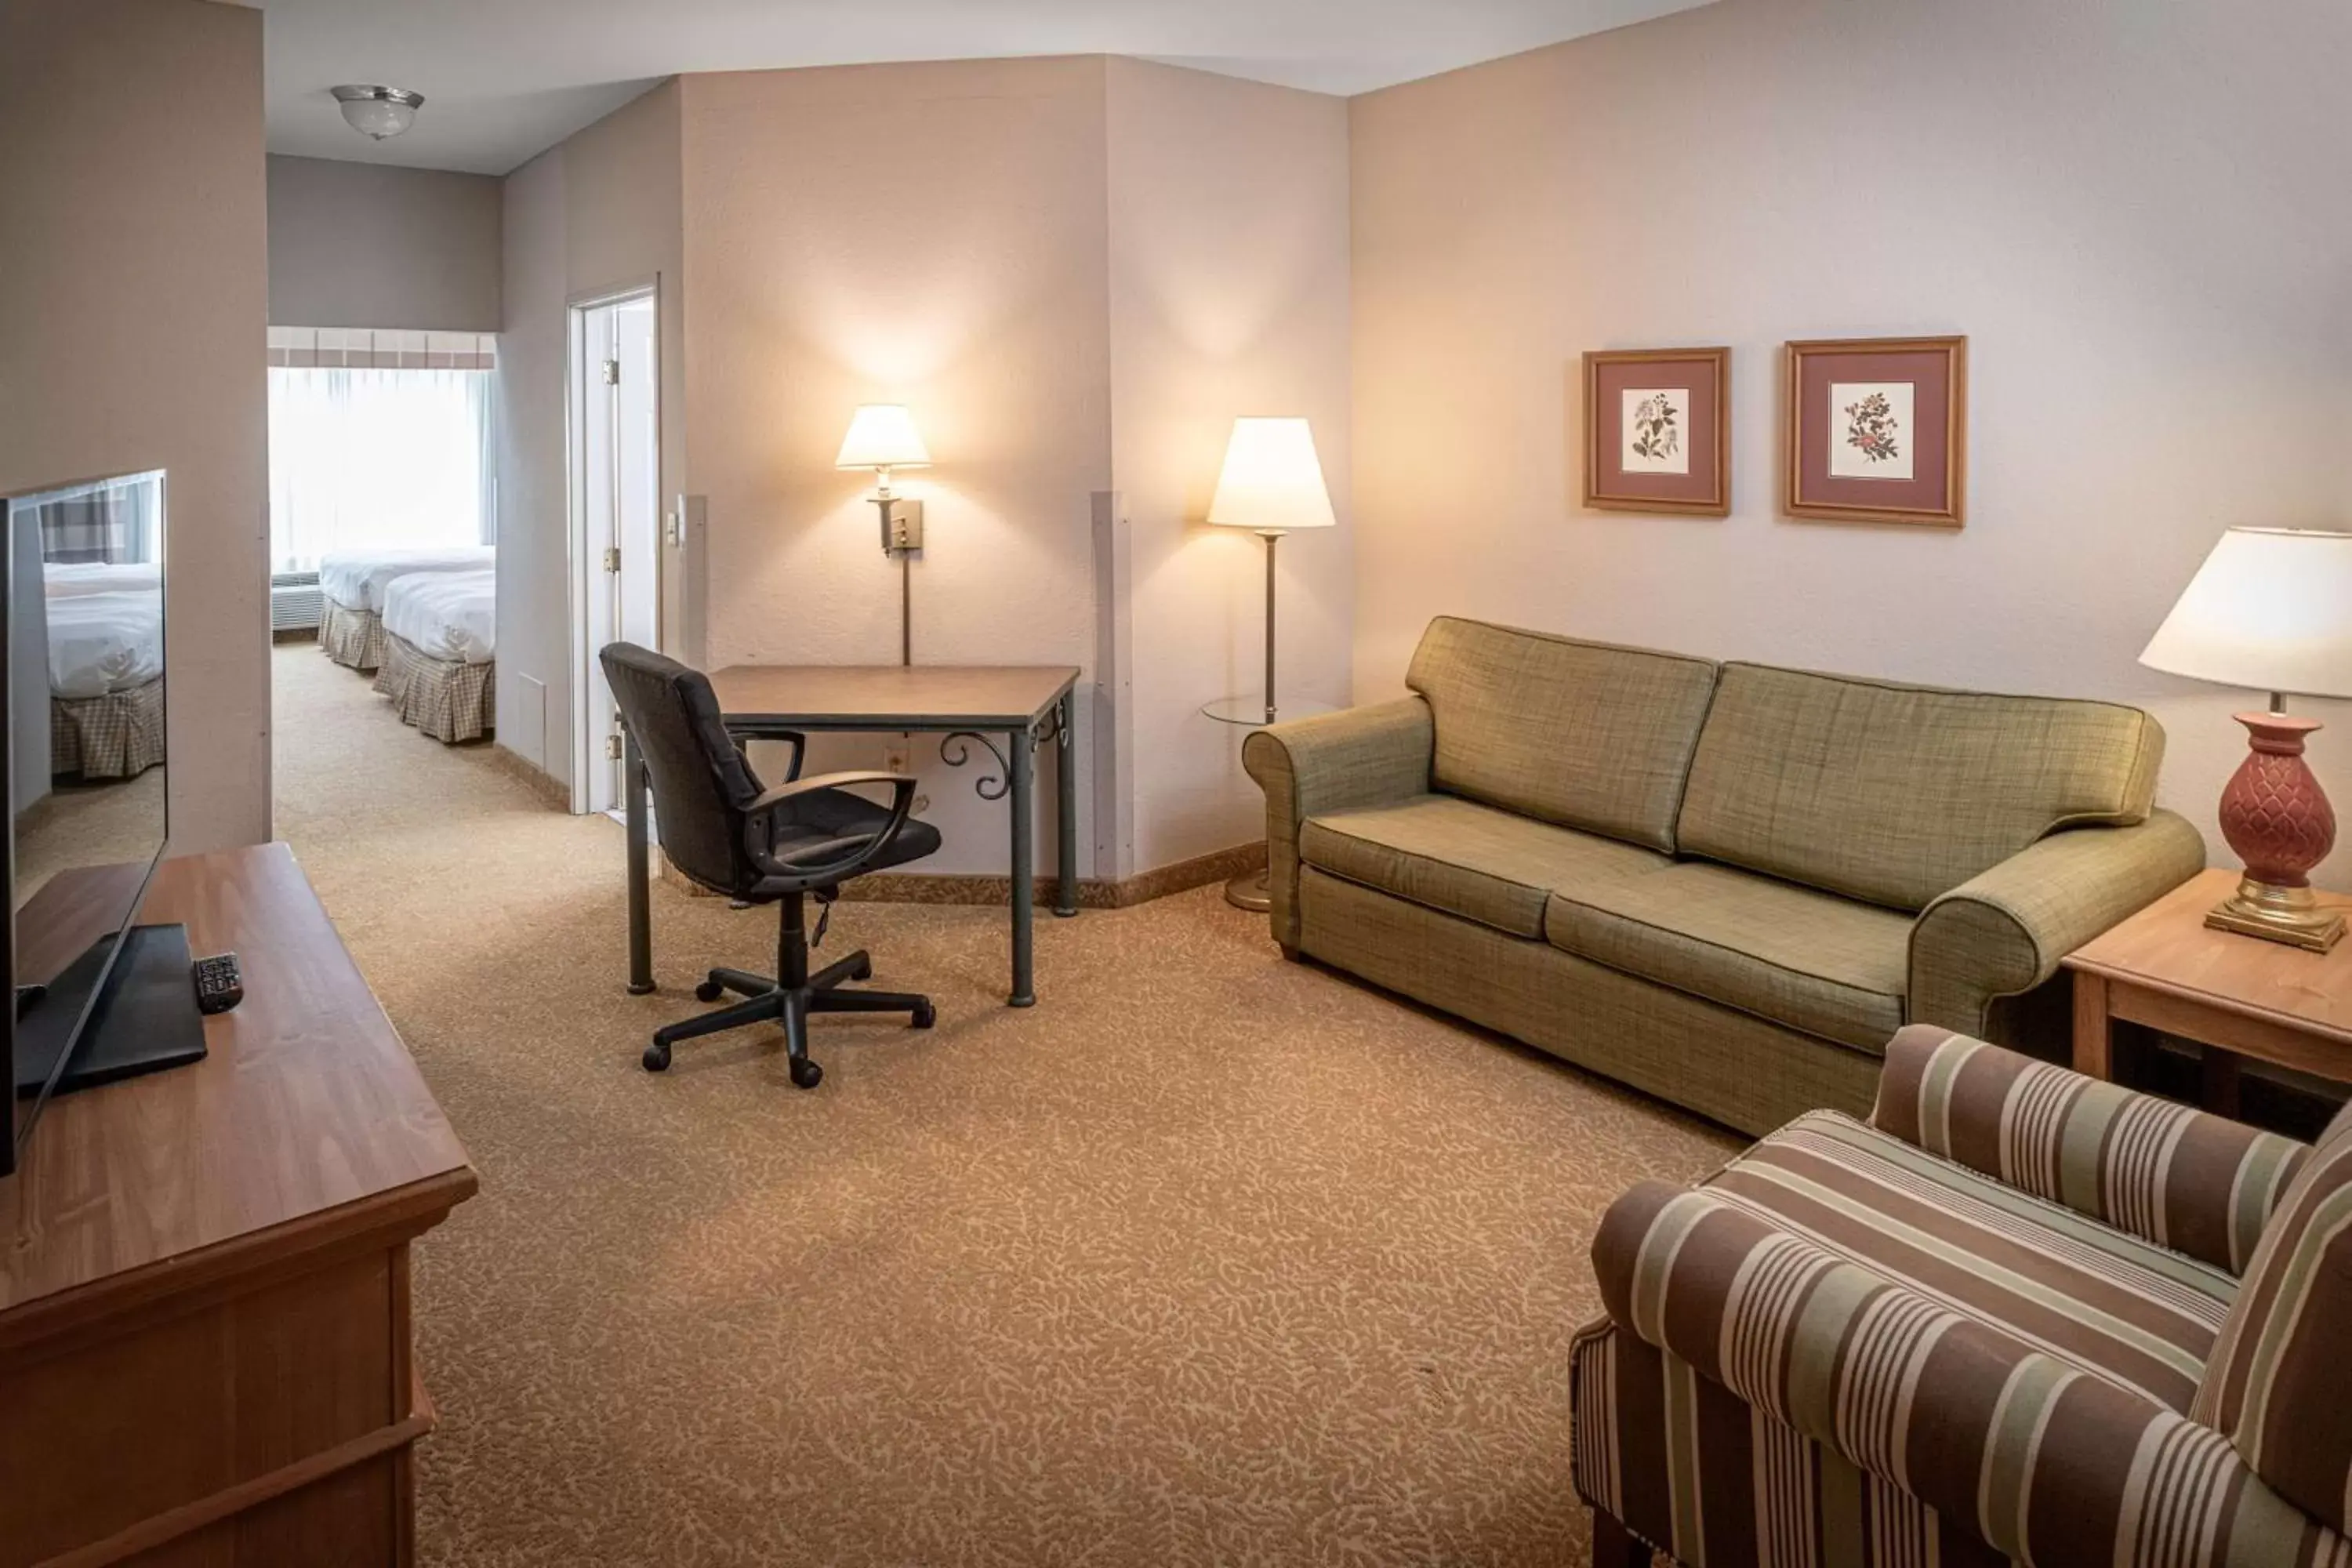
[{"left": 1207, "top": 416, "right": 1338, "bottom": 911}]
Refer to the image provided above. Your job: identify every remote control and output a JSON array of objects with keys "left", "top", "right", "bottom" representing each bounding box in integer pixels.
[{"left": 192, "top": 953, "right": 244, "bottom": 1015}]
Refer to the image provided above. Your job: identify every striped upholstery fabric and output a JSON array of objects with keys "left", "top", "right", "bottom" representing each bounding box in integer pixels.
[
  {"left": 1874, "top": 1024, "right": 2310, "bottom": 1274},
  {"left": 1687, "top": 1111, "right": 2234, "bottom": 1412},
  {"left": 2195, "top": 1101, "right": 2352, "bottom": 1535},
  {"left": 1577, "top": 1180, "right": 2350, "bottom": 1568}
]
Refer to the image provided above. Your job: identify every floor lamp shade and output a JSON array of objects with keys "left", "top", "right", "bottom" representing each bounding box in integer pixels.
[
  {"left": 1207, "top": 418, "right": 1337, "bottom": 535},
  {"left": 2140, "top": 526, "right": 2352, "bottom": 951}
]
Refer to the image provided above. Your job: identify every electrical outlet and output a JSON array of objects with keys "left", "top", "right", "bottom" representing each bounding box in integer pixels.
[{"left": 912, "top": 794, "right": 930, "bottom": 817}]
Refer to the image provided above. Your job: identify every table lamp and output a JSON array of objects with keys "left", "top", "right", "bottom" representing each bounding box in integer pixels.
[
  {"left": 2140, "top": 526, "right": 2352, "bottom": 952},
  {"left": 836, "top": 405, "right": 930, "bottom": 666},
  {"left": 1207, "top": 417, "right": 1337, "bottom": 726}
]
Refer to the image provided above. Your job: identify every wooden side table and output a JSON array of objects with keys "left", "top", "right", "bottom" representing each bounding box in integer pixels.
[{"left": 2064, "top": 867, "right": 2352, "bottom": 1113}]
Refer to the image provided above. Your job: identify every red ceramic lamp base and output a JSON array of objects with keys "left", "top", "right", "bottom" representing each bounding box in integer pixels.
[{"left": 2207, "top": 710, "right": 2344, "bottom": 953}]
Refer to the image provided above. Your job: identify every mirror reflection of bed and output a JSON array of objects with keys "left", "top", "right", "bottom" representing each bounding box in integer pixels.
[{"left": 10, "top": 474, "right": 169, "bottom": 909}]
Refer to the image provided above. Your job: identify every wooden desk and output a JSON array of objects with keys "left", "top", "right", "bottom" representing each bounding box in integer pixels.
[
  {"left": 2065, "top": 867, "right": 2352, "bottom": 1112},
  {"left": 623, "top": 663, "right": 1081, "bottom": 1008},
  {"left": 2, "top": 844, "right": 476, "bottom": 1567}
]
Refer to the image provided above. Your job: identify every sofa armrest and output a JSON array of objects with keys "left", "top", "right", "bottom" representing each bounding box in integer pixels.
[
  {"left": 1908, "top": 809, "right": 2207, "bottom": 1037},
  {"left": 1871, "top": 1023, "right": 2308, "bottom": 1273},
  {"left": 1242, "top": 697, "right": 1433, "bottom": 949},
  {"left": 1590, "top": 1181, "right": 2342, "bottom": 1566}
]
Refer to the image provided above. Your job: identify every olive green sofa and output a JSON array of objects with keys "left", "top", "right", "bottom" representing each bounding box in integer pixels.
[{"left": 1241, "top": 617, "right": 2208, "bottom": 1134}]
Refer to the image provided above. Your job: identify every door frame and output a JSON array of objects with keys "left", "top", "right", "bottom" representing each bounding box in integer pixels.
[{"left": 564, "top": 278, "right": 662, "bottom": 816}]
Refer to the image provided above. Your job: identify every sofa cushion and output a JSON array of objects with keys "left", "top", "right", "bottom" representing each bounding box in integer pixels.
[
  {"left": 1676, "top": 662, "right": 2166, "bottom": 912},
  {"left": 1301, "top": 793, "right": 1668, "bottom": 938},
  {"left": 1404, "top": 616, "right": 1717, "bottom": 852},
  {"left": 1544, "top": 862, "right": 1911, "bottom": 1050},
  {"left": 2194, "top": 1099, "right": 2352, "bottom": 1534},
  {"left": 1700, "top": 1111, "right": 2236, "bottom": 1414}
]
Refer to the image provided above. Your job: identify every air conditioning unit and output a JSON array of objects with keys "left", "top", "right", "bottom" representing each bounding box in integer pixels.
[{"left": 270, "top": 571, "right": 323, "bottom": 633}]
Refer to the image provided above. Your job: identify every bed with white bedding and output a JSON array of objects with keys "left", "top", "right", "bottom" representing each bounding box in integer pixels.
[
  {"left": 45, "top": 586, "right": 165, "bottom": 779},
  {"left": 372, "top": 568, "right": 495, "bottom": 742},
  {"left": 316, "top": 545, "right": 495, "bottom": 670}
]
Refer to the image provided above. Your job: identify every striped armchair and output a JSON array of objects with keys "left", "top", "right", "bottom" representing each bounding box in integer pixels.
[{"left": 1573, "top": 1025, "right": 2352, "bottom": 1568}]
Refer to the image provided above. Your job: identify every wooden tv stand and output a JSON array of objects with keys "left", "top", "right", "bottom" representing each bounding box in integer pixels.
[{"left": 1, "top": 844, "right": 476, "bottom": 1567}]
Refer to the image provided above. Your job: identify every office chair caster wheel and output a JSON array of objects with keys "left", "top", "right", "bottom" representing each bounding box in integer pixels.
[
  {"left": 643, "top": 1042, "right": 672, "bottom": 1073},
  {"left": 789, "top": 1058, "right": 823, "bottom": 1091},
  {"left": 851, "top": 956, "right": 873, "bottom": 982},
  {"left": 911, "top": 1002, "right": 936, "bottom": 1029},
  {"left": 695, "top": 979, "right": 726, "bottom": 1003}
]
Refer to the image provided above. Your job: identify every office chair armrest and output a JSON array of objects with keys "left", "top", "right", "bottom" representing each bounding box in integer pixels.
[
  {"left": 724, "top": 724, "right": 807, "bottom": 782},
  {"left": 742, "top": 771, "right": 919, "bottom": 885}
]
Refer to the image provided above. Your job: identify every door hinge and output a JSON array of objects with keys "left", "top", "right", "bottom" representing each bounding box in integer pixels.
[
  {"left": 606, "top": 735, "right": 624, "bottom": 760},
  {"left": 603, "top": 546, "right": 622, "bottom": 573},
  {"left": 601, "top": 358, "right": 620, "bottom": 386}
]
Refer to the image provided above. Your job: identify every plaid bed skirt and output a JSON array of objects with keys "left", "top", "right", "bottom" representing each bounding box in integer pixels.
[
  {"left": 320, "top": 599, "right": 387, "bottom": 671},
  {"left": 372, "top": 632, "right": 494, "bottom": 743},
  {"left": 51, "top": 677, "right": 165, "bottom": 780}
]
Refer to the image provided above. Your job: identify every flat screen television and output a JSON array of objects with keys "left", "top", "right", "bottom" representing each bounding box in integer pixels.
[{"left": 2, "top": 470, "right": 191, "bottom": 1179}]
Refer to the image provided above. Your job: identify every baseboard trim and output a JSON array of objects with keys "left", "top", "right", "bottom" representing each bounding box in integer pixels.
[
  {"left": 661, "top": 840, "right": 1267, "bottom": 910},
  {"left": 484, "top": 746, "right": 569, "bottom": 811}
]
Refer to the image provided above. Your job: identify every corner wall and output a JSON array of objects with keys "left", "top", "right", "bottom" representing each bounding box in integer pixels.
[
  {"left": 0, "top": 0, "right": 271, "bottom": 853},
  {"left": 1105, "top": 59, "right": 1354, "bottom": 874},
  {"left": 494, "top": 81, "right": 686, "bottom": 792},
  {"left": 1348, "top": 0, "right": 2352, "bottom": 881}
]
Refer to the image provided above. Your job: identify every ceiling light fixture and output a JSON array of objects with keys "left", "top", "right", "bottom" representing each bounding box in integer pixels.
[{"left": 331, "top": 85, "right": 425, "bottom": 141}]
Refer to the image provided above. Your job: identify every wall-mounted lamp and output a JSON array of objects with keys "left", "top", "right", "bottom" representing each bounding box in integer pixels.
[{"left": 836, "top": 405, "right": 930, "bottom": 665}]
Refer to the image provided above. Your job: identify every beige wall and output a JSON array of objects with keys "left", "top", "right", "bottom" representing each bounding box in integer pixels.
[
  {"left": 1105, "top": 59, "right": 1353, "bottom": 873},
  {"left": 495, "top": 82, "right": 687, "bottom": 792},
  {"left": 0, "top": 0, "right": 271, "bottom": 853},
  {"left": 267, "top": 154, "right": 503, "bottom": 332},
  {"left": 1350, "top": 0, "right": 2352, "bottom": 883},
  {"left": 678, "top": 58, "right": 1113, "bottom": 876}
]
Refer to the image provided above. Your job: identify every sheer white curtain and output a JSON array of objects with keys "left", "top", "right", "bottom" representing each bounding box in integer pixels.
[{"left": 267, "top": 367, "right": 494, "bottom": 574}]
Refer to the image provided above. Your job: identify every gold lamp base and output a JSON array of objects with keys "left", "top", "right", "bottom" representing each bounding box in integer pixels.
[
  {"left": 1224, "top": 869, "right": 1272, "bottom": 913},
  {"left": 2205, "top": 877, "right": 2347, "bottom": 953}
]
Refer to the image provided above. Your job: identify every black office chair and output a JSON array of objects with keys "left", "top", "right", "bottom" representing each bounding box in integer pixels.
[{"left": 601, "top": 642, "right": 942, "bottom": 1089}]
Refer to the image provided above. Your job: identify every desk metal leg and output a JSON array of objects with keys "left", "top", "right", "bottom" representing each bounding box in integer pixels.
[
  {"left": 1054, "top": 691, "right": 1078, "bottom": 919},
  {"left": 1009, "top": 725, "right": 1036, "bottom": 1007},
  {"left": 625, "top": 730, "right": 655, "bottom": 995}
]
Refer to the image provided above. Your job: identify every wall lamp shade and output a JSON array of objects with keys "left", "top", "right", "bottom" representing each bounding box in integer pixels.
[
  {"left": 2138, "top": 527, "right": 2352, "bottom": 700},
  {"left": 332, "top": 85, "right": 424, "bottom": 141},
  {"left": 1207, "top": 417, "right": 1336, "bottom": 535},
  {"left": 2140, "top": 525, "right": 2352, "bottom": 953},
  {"left": 834, "top": 405, "right": 931, "bottom": 474}
]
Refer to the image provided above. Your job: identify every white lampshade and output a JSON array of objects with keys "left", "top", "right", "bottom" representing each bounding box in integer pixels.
[
  {"left": 1207, "top": 417, "right": 1337, "bottom": 534},
  {"left": 834, "top": 405, "right": 930, "bottom": 471},
  {"left": 2140, "top": 527, "right": 2352, "bottom": 699}
]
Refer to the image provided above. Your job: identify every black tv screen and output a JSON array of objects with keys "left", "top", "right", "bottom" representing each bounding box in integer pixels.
[{"left": 3, "top": 470, "right": 169, "bottom": 1178}]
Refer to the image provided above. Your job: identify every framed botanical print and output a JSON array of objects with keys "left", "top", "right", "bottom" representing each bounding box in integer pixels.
[
  {"left": 1581, "top": 347, "right": 1731, "bottom": 517},
  {"left": 1784, "top": 336, "right": 1966, "bottom": 527}
]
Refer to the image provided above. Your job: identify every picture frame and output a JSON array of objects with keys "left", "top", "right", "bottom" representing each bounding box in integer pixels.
[
  {"left": 1784, "top": 335, "right": 1966, "bottom": 527},
  {"left": 1581, "top": 347, "right": 1731, "bottom": 517}
]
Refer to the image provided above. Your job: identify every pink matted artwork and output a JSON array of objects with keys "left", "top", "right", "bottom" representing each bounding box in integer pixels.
[
  {"left": 1581, "top": 347, "right": 1731, "bottom": 517},
  {"left": 1784, "top": 336, "right": 1967, "bottom": 527}
]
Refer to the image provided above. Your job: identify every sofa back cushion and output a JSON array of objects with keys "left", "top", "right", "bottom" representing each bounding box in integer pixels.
[
  {"left": 1675, "top": 663, "right": 2165, "bottom": 911},
  {"left": 2193, "top": 1100, "right": 2352, "bottom": 1534},
  {"left": 1405, "top": 617, "right": 1718, "bottom": 852}
]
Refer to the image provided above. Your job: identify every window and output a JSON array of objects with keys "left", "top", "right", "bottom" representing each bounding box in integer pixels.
[{"left": 266, "top": 330, "right": 496, "bottom": 575}]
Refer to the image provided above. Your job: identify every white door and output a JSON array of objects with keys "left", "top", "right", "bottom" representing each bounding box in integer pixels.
[{"left": 575, "top": 292, "right": 661, "bottom": 816}]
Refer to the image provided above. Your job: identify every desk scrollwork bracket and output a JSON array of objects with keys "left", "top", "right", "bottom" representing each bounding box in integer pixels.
[{"left": 939, "top": 731, "right": 1014, "bottom": 801}]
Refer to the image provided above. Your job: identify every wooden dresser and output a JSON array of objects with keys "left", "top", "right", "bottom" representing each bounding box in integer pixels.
[{"left": 1, "top": 844, "right": 476, "bottom": 1567}]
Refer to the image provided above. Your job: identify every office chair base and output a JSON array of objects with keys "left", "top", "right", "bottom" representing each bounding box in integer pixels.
[{"left": 644, "top": 944, "right": 934, "bottom": 1086}]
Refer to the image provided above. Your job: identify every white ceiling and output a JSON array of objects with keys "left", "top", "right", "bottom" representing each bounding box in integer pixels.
[{"left": 248, "top": 0, "right": 1712, "bottom": 176}]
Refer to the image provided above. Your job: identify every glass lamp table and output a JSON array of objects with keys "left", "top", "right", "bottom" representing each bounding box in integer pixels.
[{"left": 1203, "top": 695, "right": 1339, "bottom": 911}]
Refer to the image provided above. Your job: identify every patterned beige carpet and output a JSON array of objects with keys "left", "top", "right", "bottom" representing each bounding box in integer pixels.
[{"left": 270, "top": 642, "right": 1737, "bottom": 1567}]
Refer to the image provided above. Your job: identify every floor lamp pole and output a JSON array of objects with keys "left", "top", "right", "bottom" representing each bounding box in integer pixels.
[{"left": 1261, "top": 528, "right": 1282, "bottom": 724}]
